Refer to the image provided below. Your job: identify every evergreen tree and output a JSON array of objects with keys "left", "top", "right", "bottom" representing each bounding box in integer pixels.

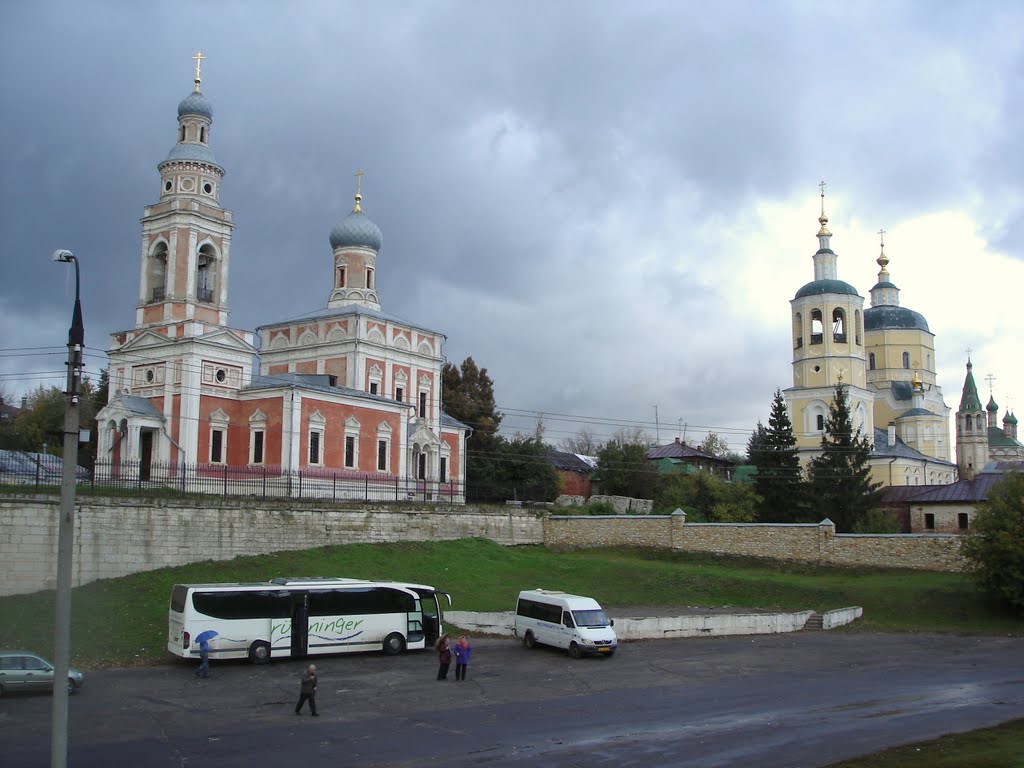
[
  {"left": 752, "top": 389, "right": 810, "bottom": 522},
  {"left": 595, "top": 437, "right": 659, "bottom": 500},
  {"left": 808, "top": 381, "right": 881, "bottom": 532}
]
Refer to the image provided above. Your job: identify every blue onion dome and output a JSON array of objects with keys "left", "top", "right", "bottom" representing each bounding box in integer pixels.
[
  {"left": 178, "top": 90, "right": 213, "bottom": 120},
  {"left": 864, "top": 305, "right": 930, "bottom": 332},
  {"left": 329, "top": 194, "right": 382, "bottom": 251},
  {"left": 794, "top": 278, "right": 859, "bottom": 299},
  {"left": 164, "top": 141, "right": 219, "bottom": 165}
]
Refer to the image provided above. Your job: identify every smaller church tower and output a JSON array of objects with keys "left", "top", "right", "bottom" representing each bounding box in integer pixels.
[
  {"left": 955, "top": 359, "right": 988, "bottom": 479},
  {"left": 327, "top": 170, "right": 383, "bottom": 311},
  {"left": 784, "top": 183, "right": 872, "bottom": 451}
]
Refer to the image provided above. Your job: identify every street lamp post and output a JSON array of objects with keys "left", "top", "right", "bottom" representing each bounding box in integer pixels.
[{"left": 50, "top": 249, "right": 84, "bottom": 768}]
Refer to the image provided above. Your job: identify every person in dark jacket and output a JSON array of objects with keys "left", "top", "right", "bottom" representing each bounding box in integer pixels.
[
  {"left": 295, "top": 664, "right": 319, "bottom": 715},
  {"left": 436, "top": 634, "right": 452, "bottom": 680},
  {"left": 454, "top": 635, "right": 472, "bottom": 681},
  {"left": 195, "top": 638, "right": 210, "bottom": 679}
]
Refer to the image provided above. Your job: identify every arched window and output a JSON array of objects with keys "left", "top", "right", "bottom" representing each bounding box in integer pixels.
[
  {"left": 810, "top": 309, "right": 824, "bottom": 345},
  {"left": 149, "top": 242, "right": 168, "bottom": 302},
  {"left": 793, "top": 312, "right": 803, "bottom": 349},
  {"left": 855, "top": 310, "right": 862, "bottom": 345},
  {"left": 366, "top": 268, "right": 374, "bottom": 290},
  {"left": 832, "top": 308, "right": 846, "bottom": 342},
  {"left": 816, "top": 414, "right": 825, "bottom": 431},
  {"left": 199, "top": 126, "right": 206, "bottom": 143},
  {"left": 965, "top": 415, "right": 972, "bottom": 431},
  {"left": 868, "top": 352, "right": 876, "bottom": 371},
  {"left": 902, "top": 351, "right": 910, "bottom": 369},
  {"left": 197, "top": 244, "right": 217, "bottom": 303},
  {"left": 336, "top": 266, "right": 346, "bottom": 288}
]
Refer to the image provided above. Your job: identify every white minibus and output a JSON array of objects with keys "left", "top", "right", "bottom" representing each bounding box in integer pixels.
[
  {"left": 168, "top": 577, "right": 450, "bottom": 664},
  {"left": 514, "top": 589, "right": 617, "bottom": 658}
]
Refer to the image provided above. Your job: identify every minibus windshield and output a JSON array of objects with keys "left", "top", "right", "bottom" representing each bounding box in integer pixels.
[{"left": 572, "top": 609, "right": 610, "bottom": 627}]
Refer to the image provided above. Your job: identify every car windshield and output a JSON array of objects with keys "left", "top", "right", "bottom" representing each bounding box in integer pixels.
[{"left": 572, "top": 609, "right": 610, "bottom": 628}]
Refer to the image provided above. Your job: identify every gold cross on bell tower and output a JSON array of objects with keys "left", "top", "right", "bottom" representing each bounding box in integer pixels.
[
  {"left": 192, "top": 51, "right": 207, "bottom": 92},
  {"left": 353, "top": 168, "right": 365, "bottom": 213}
]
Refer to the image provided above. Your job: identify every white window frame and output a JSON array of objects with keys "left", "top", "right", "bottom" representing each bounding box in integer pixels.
[
  {"left": 344, "top": 416, "right": 361, "bottom": 469},
  {"left": 209, "top": 409, "right": 230, "bottom": 464},
  {"left": 308, "top": 410, "right": 326, "bottom": 466}
]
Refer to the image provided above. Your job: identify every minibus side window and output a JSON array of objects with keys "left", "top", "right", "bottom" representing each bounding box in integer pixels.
[{"left": 563, "top": 610, "right": 574, "bottom": 627}]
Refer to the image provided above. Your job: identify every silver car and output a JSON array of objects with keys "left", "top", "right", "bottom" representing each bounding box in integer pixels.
[{"left": 0, "top": 651, "right": 84, "bottom": 696}]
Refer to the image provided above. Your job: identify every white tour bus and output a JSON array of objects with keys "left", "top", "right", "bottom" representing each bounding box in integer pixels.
[
  {"left": 514, "top": 589, "right": 617, "bottom": 658},
  {"left": 168, "top": 577, "right": 450, "bottom": 664}
]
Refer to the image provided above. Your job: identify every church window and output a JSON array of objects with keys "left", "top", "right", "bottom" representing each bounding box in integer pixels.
[
  {"left": 164, "top": 180, "right": 172, "bottom": 193},
  {"left": 370, "top": 382, "right": 379, "bottom": 395},
  {"left": 439, "top": 456, "right": 448, "bottom": 483},
  {"left": 308, "top": 429, "right": 322, "bottom": 465},
  {"left": 832, "top": 308, "right": 846, "bottom": 343},
  {"left": 344, "top": 417, "right": 360, "bottom": 469},
  {"left": 199, "top": 126, "right": 206, "bottom": 143},
  {"left": 855, "top": 310, "right": 862, "bottom": 345},
  {"left": 810, "top": 310, "right": 823, "bottom": 345},
  {"left": 203, "top": 182, "right": 213, "bottom": 194},
  {"left": 328, "top": 375, "right": 337, "bottom": 387},
  {"left": 793, "top": 312, "right": 803, "bottom": 349},
  {"left": 417, "top": 452, "right": 427, "bottom": 480},
  {"left": 180, "top": 125, "right": 185, "bottom": 142},
  {"left": 366, "top": 268, "right": 374, "bottom": 289},
  {"left": 395, "top": 386, "right": 404, "bottom": 403},
  {"left": 868, "top": 353, "right": 876, "bottom": 371},
  {"left": 816, "top": 414, "right": 825, "bottom": 431},
  {"left": 215, "top": 368, "right": 226, "bottom": 383},
  {"left": 419, "top": 391, "right": 428, "bottom": 419},
  {"left": 964, "top": 415, "right": 972, "bottom": 431},
  {"left": 197, "top": 244, "right": 217, "bottom": 303},
  {"left": 902, "top": 351, "right": 910, "bottom": 369},
  {"left": 377, "top": 439, "right": 388, "bottom": 471},
  {"left": 149, "top": 243, "right": 168, "bottom": 302},
  {"left": 210, "top": 429, "right": 225, "bottom": 464},
  {"left": 251, "top": 430, "right": 264, "bottom": 464},
  {"left": 337, "top": 266, "right": 346, "bottom": 288}
]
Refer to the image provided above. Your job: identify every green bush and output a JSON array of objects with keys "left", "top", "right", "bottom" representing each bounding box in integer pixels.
[{"left": 960, "top": 473, "right": 1024, "bottom": 614}]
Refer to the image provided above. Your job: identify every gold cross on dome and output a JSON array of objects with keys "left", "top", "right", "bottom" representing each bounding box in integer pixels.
[
  {"left": 878, "top": 228, "right": 886, "bottom": 246},
  {"left": 352, "top": 168, "right": 365, "bottom": 213},
  {"left": 193, "top": 51, "right": 207, "bottom": 91}
]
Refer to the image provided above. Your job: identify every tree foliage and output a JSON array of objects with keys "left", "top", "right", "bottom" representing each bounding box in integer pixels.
[
  {"left": 808, "top": 382, "right": 881, "bottom": 532},
  {"left": 0, "top": 377, "right": 104, "bottom": 468},
  {"left": 751, "top": 389, "right": 811, "bottom": 522},
  {"left": 595, "top": 435, "right": 659, "bottom": 500},
  {"left": 698, "top": 432, "right": 731, "bottom": 458},
  {"left": 960, "top": 473, "right": 1024, "bottom": 614},
  {"left": 559, "top": 429, "right": 604, "bottom": 456},
  {"left": 441, "top": 357, "right": 501, "bottom": 440},
  {"left": 654, "top": 471, "right": 759, "bottom": 522}
]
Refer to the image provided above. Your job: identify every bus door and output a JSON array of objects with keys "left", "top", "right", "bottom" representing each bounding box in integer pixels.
[
  {"left": 411, "top": 589, "right": 450, "bottom": 645},
  {"left": 290, "top": 592, "right": 309, "bottom": 657}
]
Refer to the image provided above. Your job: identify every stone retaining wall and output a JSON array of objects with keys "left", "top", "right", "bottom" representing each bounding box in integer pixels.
[{"left": 0, "top": 497, "right": 545, "bottom": 597}]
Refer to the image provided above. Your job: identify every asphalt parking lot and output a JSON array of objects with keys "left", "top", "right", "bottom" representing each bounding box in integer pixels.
[{"left": 2, "top": 632, "right": 1023, "bottom": 767}]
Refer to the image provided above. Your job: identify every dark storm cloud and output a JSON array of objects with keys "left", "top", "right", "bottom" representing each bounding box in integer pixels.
[{"left": 3, "top": 0, "right": 1022, "bottom": 447}]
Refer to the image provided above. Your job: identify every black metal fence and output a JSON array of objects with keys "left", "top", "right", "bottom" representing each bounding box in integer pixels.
[{"left": 1, "top": 459, "right": 467, "bottom": 505}]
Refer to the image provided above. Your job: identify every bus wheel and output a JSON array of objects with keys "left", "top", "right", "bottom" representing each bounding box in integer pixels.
[
  {"left": 383, "top": 632, "right": 405, "bottom": 655},
  {"left": 523, "top": 631, "right": 536, "bottom": 649},
  {"left": 568, "top": 642, "right": 582, "bottom": 659},
  {"left": 249, "top": 641, "right": 271, "bottom": 664}
]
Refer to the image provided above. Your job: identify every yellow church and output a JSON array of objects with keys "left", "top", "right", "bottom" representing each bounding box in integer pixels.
[{"left": 783, "top": 188, "right": 957, "bottom": 488}]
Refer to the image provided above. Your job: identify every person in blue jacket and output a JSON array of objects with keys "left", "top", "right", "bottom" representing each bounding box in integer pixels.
[{"left": 454, "top": 635, "right": 472, "bottom": 681}]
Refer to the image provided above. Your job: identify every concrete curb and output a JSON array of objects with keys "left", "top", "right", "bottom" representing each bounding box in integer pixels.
[{"left": 445, "top": 607, "right": 863, "bottom": 640}]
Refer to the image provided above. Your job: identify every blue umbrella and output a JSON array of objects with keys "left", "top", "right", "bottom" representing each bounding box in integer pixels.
[{"left": 195, "top": 630, "right": 219, "bottom": 644}]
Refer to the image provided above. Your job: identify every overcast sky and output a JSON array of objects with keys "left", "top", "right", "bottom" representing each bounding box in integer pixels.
[{"left": 2, "top": 0, "right": 1023, "bottom": 456}]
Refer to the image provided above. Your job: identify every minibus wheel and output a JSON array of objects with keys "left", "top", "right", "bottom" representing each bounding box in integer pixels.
[
  {"left": 383, "top": 632, "right": 405, "bottom": 655},
  {"left": 568, "top": 643, "right": 582, "bottom": 659},
  {"left": 249, "top": 641, "right": 271, "bottom": 664},
  {"left": 523, "top": 631, "right": 536, "bottom": 649}
]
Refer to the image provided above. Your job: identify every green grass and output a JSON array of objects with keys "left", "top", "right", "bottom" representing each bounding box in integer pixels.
[
  {"left": 1, "top": 538, "right": 1020, "bottom": 669},
  {"left": 825, "top": 718, "right": 1024, "bottom": 767},
  {"left": 2, "top": 539, "right": 1021, "bottom": 764}
]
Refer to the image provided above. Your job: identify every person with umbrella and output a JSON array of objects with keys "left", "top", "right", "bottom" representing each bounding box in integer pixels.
[{"left": 194, "top": 630, "right": 217, "bottom": 679}]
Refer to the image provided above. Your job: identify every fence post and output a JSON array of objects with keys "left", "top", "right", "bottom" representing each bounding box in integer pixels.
[{"left": 223, "top": 464, "right": 228, "bottom": 495}]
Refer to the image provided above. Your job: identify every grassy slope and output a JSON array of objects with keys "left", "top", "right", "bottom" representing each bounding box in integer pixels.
[{"left": 1, "top": 538, "right": 1019, "bottom": 668}]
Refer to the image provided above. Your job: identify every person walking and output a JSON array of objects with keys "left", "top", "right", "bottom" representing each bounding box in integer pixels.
[
  {"left": 454, "top": 635, "right": 472, "bottom": 681},
  {"left": 195, "top": 638, "right": 210, "bottom": 679},
  {"left": 295, "top": 664, "right": 319, "bottom": 716},
  {"left": 436, "top": 634, "right": 452, "bottom": 680}
]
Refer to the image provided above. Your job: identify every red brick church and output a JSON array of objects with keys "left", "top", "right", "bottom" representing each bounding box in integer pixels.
[{"left": 95, "top": 57, "right": 469, "bottom": 502}]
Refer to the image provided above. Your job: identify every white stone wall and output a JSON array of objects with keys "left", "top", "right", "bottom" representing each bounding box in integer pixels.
[{"left": 0, "top": 498, "right": 544, "bottom": 597}]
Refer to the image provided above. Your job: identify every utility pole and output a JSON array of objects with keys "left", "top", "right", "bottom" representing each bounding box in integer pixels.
[{"left": 51, "top": 249, "right": 84, "bottom": 768}]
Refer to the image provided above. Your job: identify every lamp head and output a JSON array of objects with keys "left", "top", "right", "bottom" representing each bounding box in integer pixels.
[{"left": 52, "top": 249, "right": 75, "bottom": 263}]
